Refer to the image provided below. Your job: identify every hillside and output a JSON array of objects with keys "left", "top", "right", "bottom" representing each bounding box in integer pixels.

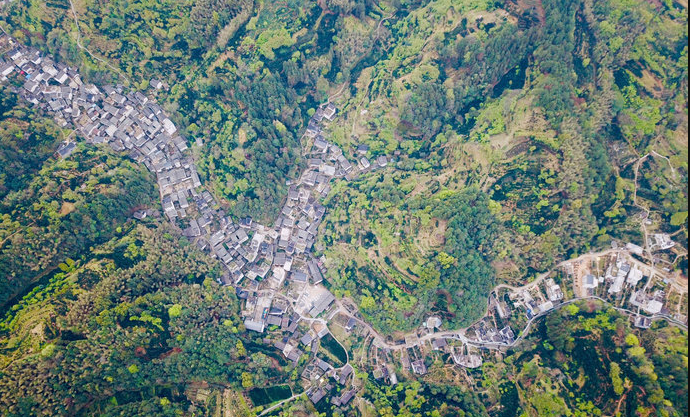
[{"left": 0, "top": 0, "right": 687, "bottom": 416}]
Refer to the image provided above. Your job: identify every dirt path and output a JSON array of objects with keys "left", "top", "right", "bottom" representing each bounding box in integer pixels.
[{"left": 67, "top": 0, "right": 131, "bottom": 85}]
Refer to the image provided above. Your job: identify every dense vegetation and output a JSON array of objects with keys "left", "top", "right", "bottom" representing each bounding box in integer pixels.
[
  {"left": 315, "top": 0, "right": 687, "bottom": 334},
  {"left": 481, "top": 301, "right": 688, "bottom": 417},
  {"left": 0, "top": 88, "right": 63, "bottom": 200},
  {"left": 320, "top": 182, "right": 499, "bottom": 333},
  {"left": 0, "top": 90, "right": 156, "bottom": 309},
  {"left": 2, "top": 0, "right": 686, "bottom": 232},
  {"left": 0, "top": 0, "right": 686, "bottom": 415},
  {"left": 0, "top": 224, "right": 255, "bottom": 415}
]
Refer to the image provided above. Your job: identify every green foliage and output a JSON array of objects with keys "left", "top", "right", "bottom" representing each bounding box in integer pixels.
[
  {"left": 0, "top": 137, "right": 156, "bottom": 309},
  {"left": 0, "top": 0, "right": 687, "bottom": 414},
  {"left": 363, "top": 378, "right": 488, "bottom": 417},
  {"left": 427, "top": 188, "right": 499, "bottom": 327},
  {"left": 0, "top": 225, "right": 253, "bottom": 416},
  {"left": 256, "top": 28, "right": 296, "bottom": 60},
  {"left": 670, "top": 211, "right": 687, "bottom": 227},
  {"left": 167, "top": 304, "right": 182, "bottom": 318},
  {"left": 241, "top": 372, "right": 254, "bottom": 388},
  {"left": 0, "top": 88, "right": 64, "bottom": 200},
  {"left": 609, "top": 362, "right": 624, "bottom": 396},
  {"left": 323, "top": 181, "right": 499, "bottom": 333},
  {"left": 625, "top": 333, "right": 640, "bottom": 347},
  {"left": 480, "top": 301, "right": 688, "bottom": 417}
]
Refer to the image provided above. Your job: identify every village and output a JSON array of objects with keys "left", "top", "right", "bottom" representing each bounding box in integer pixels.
[
  {"left": 345, "top": 243, "right": 688, "bottom": 388},
  {"left": 0, "top": 32, "right": 687, "bottom": 413},
  {"left": 0, "top": 32, "right": 392, "bottom": 410}
]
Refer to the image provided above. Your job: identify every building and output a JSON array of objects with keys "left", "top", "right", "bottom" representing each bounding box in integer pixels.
[
  {"left": 583, "top": 274, "right": 598, "bottom": 289},
  {"left": 308, "top": 388, "right": 326, "bottom": 404},
  {"left": 150, "top": 78, "right": 163, "bottom": 89},
  {"left": 339, "top": 364, "right": 353, "bottom": 385},
  {"left": 291, "top": 270, "right": 308, "bottom": 283},
  {"left": 499, "top": 326, "right": 515, "bottom": 344},
  {"left": 309, "top": 291, "right": 335, "bottom": 317},
  {"left": 431, "top": 338, "right": 447, "bottom": 350},
  {"left": 634, "top": 315, "right": 652, "bottom": 329},
  {"left": 626, "top": 242, "right": 644, "bottom": 256},
  {"left": 544, "top": 278, "right": 563, "bottom": 301},
  {"left": 244, "top": 319, "right": 265, "bottom": 333},
  {"left": 338, "top": 390, "right": 355, "bottom": 406},
  {"left": 452, "top": 352, "right": 482, "bottom": 368},
  {"left": 608, "top": 262, "right": 629, "bottom": 294},
  {"left": 300, "top": 332, "right": 314, "bottom": 346},
  {"left": 626, "top": 266, "right": 644, "bottom": 287},
  {"left": 307, "top": 259, "right": 324, "bottom": 284},
  {"left": 323, "top": 103, "right": 336, "bottom": 121},
  {"left": 643, "top": 299, "right": 663, "bottom": 315},
  {"left": 424, "top": 316, "right": 442, "bottom": 329},
  {"left": 537, "top": 301, "right": 554, "bottom": 313},
  {"left": 56, "top": 141, "right": 76, "bottom": 158},
  {"left": 374, "top": 156, "right": 387, "bottom": 168},
  {"left": 411, "top": 359, "right": 427, "bottom": 375},
  {"left": 652, "top": 234, "right": 675, "bottom": 250}
]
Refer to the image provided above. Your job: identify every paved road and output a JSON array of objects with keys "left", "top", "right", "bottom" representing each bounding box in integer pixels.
[
  {"left": 330, "top": 248, "right": 687, "bottom": 353},
  {"left": 257, "top": 392, "right": 304, "bottom": 417}
]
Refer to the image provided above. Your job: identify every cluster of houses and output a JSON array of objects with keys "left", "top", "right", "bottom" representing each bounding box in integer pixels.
[
  {"left": 0, "top": 33, "right": 354, "bottom": 330},
  {"left": 0, "top": 33, "right": 374, "bottom": 409},
  {"left": 566, "top": 248, "right": 685, "bottom": 326},
  {"left": 604, "top": 257, "right": 644, "bottom": 295},
  {"left": 369, "top": 342, "right": 399, "bottom": 386},
  {"left": 625, "top": 233, "right": 681, "bottom": 271},
  {"left": 450, "top": 344, "right": 483, "bottom": 369},
  {"left": 465, "top": 317, "right": 516, "bottom": 347},
  {"left": 570, "top": 251, "right": 649, "bottom": 298},
  {"left": 4, "top": 32, "right": 686, "bottom": 412},
  {"left": 508, "top": 278, "right": 565, "bottom": 320},
  {"left": 266, "top": 315, "right": 356, "bottom": 408},
  {"left": 650, "top": 233, "right": 676, "bottom": 251},
  {"left": 388, "top": 245, "right": 686, "bottom": 379},
  {"left": 234, "top": 102, "right": 353, "bottom": 334},
  {"left": 241, "top": 293, "right": 360, "bottom": 408},
  {"left": 0, "top": 34, "right": 209, "bottom": 221},
  {"left": 399, "top": 343, "right": 428, "bottom": 376}
]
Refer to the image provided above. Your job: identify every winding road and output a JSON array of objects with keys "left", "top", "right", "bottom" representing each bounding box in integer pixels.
[
  {"left": 0, "top": 12, "right": 685, "bottom": 415},
  {"left": 325, "top": 248, "right": 687, "bottom": 354}
]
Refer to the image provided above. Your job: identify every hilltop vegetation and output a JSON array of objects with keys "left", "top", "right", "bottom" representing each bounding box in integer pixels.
[
  {"left": 480, "top": 301, "right": 688, "bottom": 417},
  {"left": 0, "top": 224, "right": 256, "bottom": 416},
  {"left": 314, "top": 0, "right": 688, "bottom": 334},
  {"left": 320, "top": 184, "right": 499, "bottom": 333},
  {"left": 0, "top": 0, "right": 686, "bottom": 415},
  {"left": 2, "top": 0, "right": 686, "bottom": 237},
  {"left": 0, "top": 89, "right": 156, "bottom": 309}
]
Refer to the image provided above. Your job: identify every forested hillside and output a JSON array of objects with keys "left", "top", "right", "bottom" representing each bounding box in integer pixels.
[
  {"left": 0, "top": 0, "right": 686, "bottom": 415},
  {"left": 314, "top": 0, "right": 687, "bottom": 334},
  {"left": 0, "top": 224, "right": 258, "bottom": 415},
  {"left": 0, "top": 89, "right": 156, "bottom": 309},
  {"left": 478, "top": 301, "right": 687, "bottom": 417}
]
